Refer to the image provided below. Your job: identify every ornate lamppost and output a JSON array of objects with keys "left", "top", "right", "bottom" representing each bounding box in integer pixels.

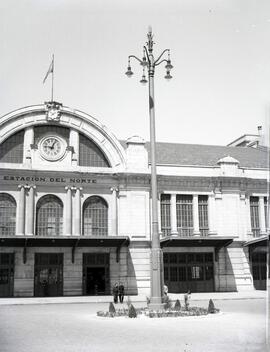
[{"left": 125, "top": 27, "right": 173, "bottom": 309}]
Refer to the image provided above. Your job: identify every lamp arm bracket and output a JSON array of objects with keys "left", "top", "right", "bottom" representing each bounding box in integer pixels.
[
  {"left": 154, "top": 49, "right": 170, "bottom": 65},
  {"left": 155, "top": 59, "right": 168, "bottom": 67},
  {"left": 129, "top": 55, "right": 143, "bottom": 64},
  {"left": 143, "top": 45, "right": 150, "bottom": 63}
]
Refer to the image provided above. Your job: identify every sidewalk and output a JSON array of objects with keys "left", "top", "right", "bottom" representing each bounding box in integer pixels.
[{"left": 0, "top": 290, "right": 266, "bottom": 305}]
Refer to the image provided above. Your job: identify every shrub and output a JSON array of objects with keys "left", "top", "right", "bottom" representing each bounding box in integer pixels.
[
  {"left": 109, "top": 302, "right": 116, "bottom": 315},
  {"left": 208, "top": 299, "right": 217, "bottom": 314},
  {"left": 128, "top": 304, "right": 137, "bottom": 318},
  {"left": 174, "top": 299, "right": 181, "bottom": 311}
]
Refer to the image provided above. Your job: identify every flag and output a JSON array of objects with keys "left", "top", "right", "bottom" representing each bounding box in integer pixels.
[{"left": 43, "top": 56, "right": 54, "bottom": 84}]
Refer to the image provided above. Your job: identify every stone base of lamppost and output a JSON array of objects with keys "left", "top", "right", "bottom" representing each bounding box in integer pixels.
[{"left": 148, "top": 248, "right": 165, "bottom": 311}]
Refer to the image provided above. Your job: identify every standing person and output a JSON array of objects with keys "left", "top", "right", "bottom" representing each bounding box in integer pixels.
[
  {"left": 118, "top": 282, "right": 125, "bottom": 303},
  {"left": 112, "top": 282, "right": 119, "bottom": 304}
]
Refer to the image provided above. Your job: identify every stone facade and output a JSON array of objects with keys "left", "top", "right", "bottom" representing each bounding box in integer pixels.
[{"left": 0, "top": 103, "right": 268, "bottom": 297}]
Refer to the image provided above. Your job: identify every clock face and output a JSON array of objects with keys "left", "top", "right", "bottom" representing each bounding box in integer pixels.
[{"left": 39, "top": 135, "right": 66, "bottom": 161}]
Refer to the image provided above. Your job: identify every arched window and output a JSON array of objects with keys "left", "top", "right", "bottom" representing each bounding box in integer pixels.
[
  {"left": 79, "top": 134, "right": 110, "bottom": 167},
  {"left": 0, "top": 194, "right": 16, "bottom": 236},
  {"left": 83, "top": 196, "right": 108, "bottom": 236},
  {"left": 0, "top": 130, "right": 24, "bottom": 163},
  {"left": 36, "top": 195, "right": 63, "bottom": 236}
]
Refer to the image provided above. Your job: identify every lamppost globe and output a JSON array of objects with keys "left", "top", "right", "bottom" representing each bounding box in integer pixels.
[{"left": 125, "top": 66, "right": 134, "bottom": 77}]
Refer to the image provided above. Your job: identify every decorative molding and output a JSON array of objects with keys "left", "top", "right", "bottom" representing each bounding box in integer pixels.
[{"left": 45, "top": 101, "right": 63, "bottom": 121}]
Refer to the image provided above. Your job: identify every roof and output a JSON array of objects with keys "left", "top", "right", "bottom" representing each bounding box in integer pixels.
[{"left": 120, "top": 140, "right": 268, "bottom": 168}]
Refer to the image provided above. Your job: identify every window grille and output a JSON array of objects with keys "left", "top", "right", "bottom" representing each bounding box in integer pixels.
[
  {"left": 176, "top": 195, "right": 193, "bottom": 236},
  {"left": 34, "top": 125, "right": 69, "bottom": 143},
  {"left": 250, "top": 197, "right": 260, "bottom": 237},
  {"left": 79, "top": 134, "right": 110, "bottom": 167},
  {"left": 0, "top": 130, "right": 24, "bottom": 163},
  {"left": 83, "top": 196, "right": 108, "bottom": 236},
  {"left": 198, "top": 195, "right": 209, "bottom": 236},
  {"left": 160, "top": 194, "right": 171, "bottom": 236},
  {"left": 0, "top": 194, "right": 16, "bottom": 236},
  {"left": 36, "top": 195, "right": 63, "bottom": 236}
]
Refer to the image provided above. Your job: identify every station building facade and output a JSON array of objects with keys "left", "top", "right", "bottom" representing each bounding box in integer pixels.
[{"left": 0, "top": 102, "right": 268, "bottom": 297}]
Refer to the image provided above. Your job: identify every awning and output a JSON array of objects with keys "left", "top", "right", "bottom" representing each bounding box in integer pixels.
[
  {"left": 243, "top": 235, "right": 268, "bottom": 248},
  {"left": 0, "top": 236, "right": 130, "bottom": 264},
  {"left": 160, "top": 235, "right": 235, "bottom": 261},
  {"left": 160, "top": 235, "right": 235, "bottom": 248}
]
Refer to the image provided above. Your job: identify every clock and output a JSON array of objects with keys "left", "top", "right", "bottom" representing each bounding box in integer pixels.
[{"left": 39, "top": 135, "right": 67, "bottom": 161}]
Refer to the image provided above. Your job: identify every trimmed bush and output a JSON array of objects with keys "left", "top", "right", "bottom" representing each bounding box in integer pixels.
[
  {"left": 109, "top": 302, "right": 116, "bottom": 315},
  {"left": 208, "top": 299, "right": 218, "bottom": 314},
  {"left": 174, "top": 299, "right": 181, "bottom": 311},
  {"left": 128, "top": 304, "right": 137, "bottom": 318}
]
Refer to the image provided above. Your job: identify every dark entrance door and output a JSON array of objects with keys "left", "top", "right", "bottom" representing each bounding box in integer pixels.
[
  {"left": 83, "top": 253, "right": 110, "bottom": 295},
  {"left": 164, "top": 252, "right": 214, "bottom": 293},
  {"left": 34, "top": 253, "right": 63, "bottom": 297},
  {"left": 252, "top": 251, "right": 266, "bottom": 290},
  {"left": 0, "top": 253, "right": 14, "bottom": 297}
]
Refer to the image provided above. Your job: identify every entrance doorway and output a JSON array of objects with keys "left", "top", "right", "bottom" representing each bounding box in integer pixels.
[
  {"left": 83, "top": 253, "right": 110, "bottom": 295},
  {"left": 164, "top": 252, "right": 214, "bottom": 293},
  {"left": 252, "top": 250, "right": 266, "bottom": 290},
  {"left": 34, "top": 253, "right": 63, "bottom": 297},
  {"left": 0, "top": 253, "right": 14, "bottom": 297}
]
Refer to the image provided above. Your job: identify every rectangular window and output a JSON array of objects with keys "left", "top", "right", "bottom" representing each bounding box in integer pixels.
[
  {"left": 199, "top": 195, "right": 209, "bottom": 236},
  {"left": 250, "top": 197, "right": 260, "bottom": 237},
  {"left": 176, "top": 195, "right": 193, "bottom": 236},
  {"left": 160, "top": 194, "right": 171, "bottom": 236}
]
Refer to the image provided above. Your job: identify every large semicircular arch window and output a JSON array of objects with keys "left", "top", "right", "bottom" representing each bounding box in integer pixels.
[
  {"left": 0, "top": 130, "right": 24, "bottom": 163},
  {"left": 79, "top": 133, "right": 110, "bottom": 167}
]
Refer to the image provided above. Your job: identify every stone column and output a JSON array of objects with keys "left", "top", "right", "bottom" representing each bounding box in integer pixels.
[
  {"left": 246, "top": 196, "right": 253, "bottom": 236},
  {"left": 74, "top": 187, "right": 82, "bottom": 236},
  {"left": 24, "top": 127, "right": 34, "bottom": 164},
  {"left": 17, "top": 185, "right": 26, "bottom": 236},
  {"left": 170, "top": 194, "right": 178, "bottom": 235},
  {"left": 208, "top": 194, "right": 217, "bottom": 235},
  {"left": 193, "top": 194, "right": 200, "bottom": 236},
  {"left": 110, "top": 187, "right": 119, "bottom": 236},
  {"left": 70, "top": 129, "right": 79, "bottom": 166},
  {"left": 26, "top": 185, "right": 36, "bottom": 236},
  {"left": 259, "top": 196, "right": 266, "bottom": 234},
  {"left": 65, "top": 186, "right": 72, "bottom": 236}
]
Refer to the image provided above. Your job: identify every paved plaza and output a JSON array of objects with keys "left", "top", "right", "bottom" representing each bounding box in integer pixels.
[{"left": 0, "top": 297, "right": 268, "bottom": 352}]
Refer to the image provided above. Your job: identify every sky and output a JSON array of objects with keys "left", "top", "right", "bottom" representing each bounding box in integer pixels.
[{"left": 0, "top": 0, "right": 270, "bottom": 146}]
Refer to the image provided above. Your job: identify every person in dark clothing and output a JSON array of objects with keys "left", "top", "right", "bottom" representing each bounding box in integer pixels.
[
  {"left": 112, "top": 282, "right": 119, "bottom": 303},
  {"left": 118, "top": 282, "right": 125, "bottom": 303}
]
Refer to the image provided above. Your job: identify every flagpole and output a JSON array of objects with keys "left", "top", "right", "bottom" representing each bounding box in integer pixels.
[{"left": 51, "top": 54, "right": 54, "bottom": 102}]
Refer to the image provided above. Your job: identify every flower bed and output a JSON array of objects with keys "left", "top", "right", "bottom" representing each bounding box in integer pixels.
[
  {"left": 97, "top": 307, "right": 146, "bottom": 318},
  {"left": 147, "top": 306, "right": 214, "bottom": 318},
  {"left": 96, "top": 298, "right": 220, "bottom": 318}
]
